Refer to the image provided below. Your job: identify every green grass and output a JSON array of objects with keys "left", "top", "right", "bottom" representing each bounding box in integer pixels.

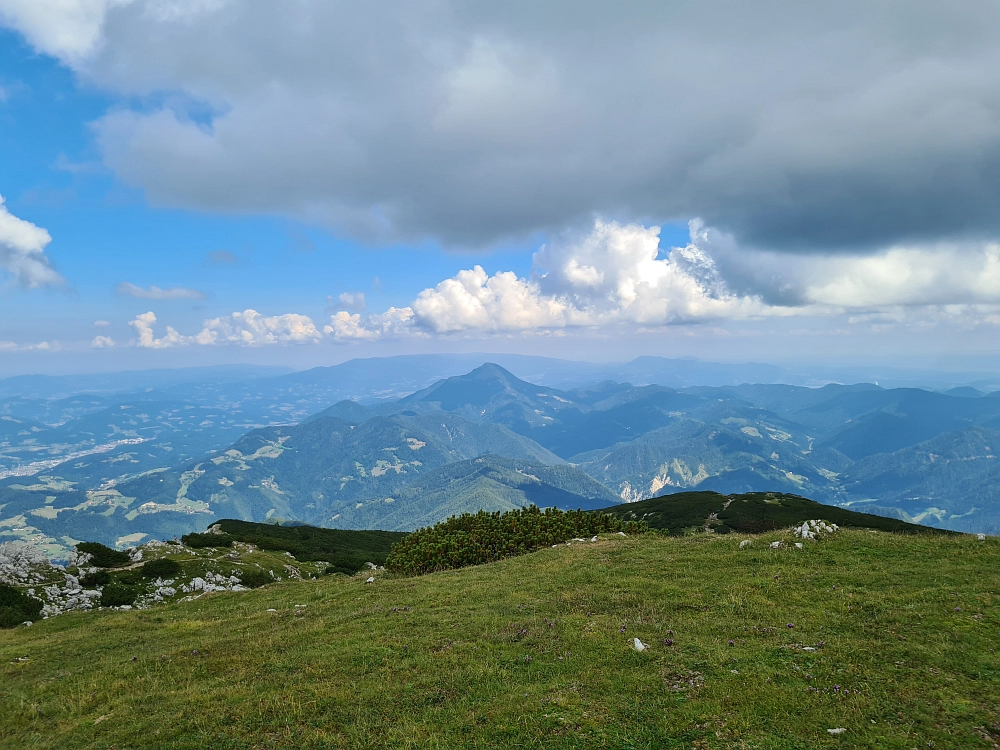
[{"left": 2, "top": 529, "right": 999, "bottom": 748}]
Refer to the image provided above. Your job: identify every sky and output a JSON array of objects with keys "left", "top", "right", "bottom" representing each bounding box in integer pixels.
[{"left": 1, "top": 1, "right": 1000, "bottom": 376}]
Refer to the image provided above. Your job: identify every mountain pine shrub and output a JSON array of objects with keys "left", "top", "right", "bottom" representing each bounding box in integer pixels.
[
  {"left": 141, "top": 558, "right": 182, "bottom": 579},
  {"left": 99, "top": 583, "right": 139, "bottom": 608},
  {"left": 79, "top": 570, "right": 111, "bottom": 587},
  {"left": 0, "top": 584, "right": 43, "bottom": 628},
  {"left": 238, "top": 569, "right": 273, "bottom": 588},
  {"left": 76, "top": 542, "right": 130, "bottom": 568},
  {"left": 386, "top": 505, "right": 647, "bottom": 575},
  {"left": 181, "top": 532, "right": 233, "bottom": 548}
]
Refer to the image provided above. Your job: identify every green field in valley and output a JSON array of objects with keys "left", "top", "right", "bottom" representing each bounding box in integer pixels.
[{"left": 2, "top": 527, "right": 999, "bottom": 748}]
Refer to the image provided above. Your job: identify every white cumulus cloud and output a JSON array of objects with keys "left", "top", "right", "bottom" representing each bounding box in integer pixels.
[
  {"left": 413, "top": 267, "right": 571, "bottom": 333},
  {"left": 194, "top": 309, "right": 321, "bottom": 346},
  {"left": 409, "top": 221, "right": 774, "bottom": 335},
  {"left": 90, "top": 335, "right": 115, "bottom": 348},
  {"left": 0, "top": 194, "right": 64, "bottom": 288},
  {"left": 128, "top": 311, "right": 189, "bottom": 348},
  {"left": 116, "top": 281, "right": 205, "bottom": 299},
  {"left": 325, "top": 307, "right": 416, "bottom": 341}
]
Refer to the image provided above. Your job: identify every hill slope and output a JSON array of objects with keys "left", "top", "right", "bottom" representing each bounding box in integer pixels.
[
  {"left": 599, "top": 491, "right": 951, "bottom": 536},
  {"left": 332, "top": 455, "right": 621, "bottom": 530},
  {"left": 2, "top": 530, "right": 997, "bottom": 748}
]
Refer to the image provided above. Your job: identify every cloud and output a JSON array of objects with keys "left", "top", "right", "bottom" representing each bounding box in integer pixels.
[
  {"left": 0, "top": 194, "right": 64, "bottom": 288},
  {"left": 0, "top": 1, "right": 227, "bottom": 61},
  {"left": 0, "top": 339, "right": 59, "bottom": 352},
  {"left": 410, "top": 221, "right": 772, "bottom": 334},
  {"left": 389, "top": 220, "right": 1000, "bottom": 336},
  {"left": 116, "top": 281, "right": 205, "bottom": 299},
  {"left": 412, "top": 267, "right": 570, "bottom": 333},
  {"left": 683, "top": 222, "right": 1000, "bottom": 311},
  {"left": 327, "top": 291, "right": 366, "bottom": 313},
  {"left": 324, "top": 307, "right": 416, "bottom": 341},
  {"left": 93, "top": 319, "right": 110, "bottom": 326},
  {"left": 91, "top": 335, "right": 114, "bottom": 348},
  {"left": 194, "top": 309, "right": 321, "bottom": 345},
  {"left": 127, "top": 308, "right": 322, "bottom": 347},
  {"left": 116, "top": 218, "right": 1000, "bottom": 347},
  {"left": 4, "top": 2, "right": 1000, "bottom": 253},
  {"left": 128, "top": 310, "right": 189, "bottom": 348},
  {"left": 0, "top": 0, "right": 128, "bottom": 61}
]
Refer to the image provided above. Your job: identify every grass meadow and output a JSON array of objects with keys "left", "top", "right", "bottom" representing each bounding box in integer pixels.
[{"left": 2, "top": 529, "right": 999, "bottom": 749}]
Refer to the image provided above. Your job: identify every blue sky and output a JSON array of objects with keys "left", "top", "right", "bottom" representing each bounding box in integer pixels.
[
  {"left": 1, "top": 3, "right": 999, "bottom": 376},
  {"left": 0, "top": 27, "right": 548, "bottom": 367}
]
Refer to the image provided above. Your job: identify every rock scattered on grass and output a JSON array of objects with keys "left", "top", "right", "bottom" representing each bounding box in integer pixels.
[{"left": 794, "top": 520, "right": 839, "bottom": 540}]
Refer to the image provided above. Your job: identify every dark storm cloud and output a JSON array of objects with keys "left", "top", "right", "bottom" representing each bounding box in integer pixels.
[{"left": 15, "top": 0, "right": 1000, "bottom": 251}]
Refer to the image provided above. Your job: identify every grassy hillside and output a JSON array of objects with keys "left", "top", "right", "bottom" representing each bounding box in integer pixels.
[
  {"left": 600, "top": 491, "right": 951, "bottom": 536},
  {"left": 3, "top": 529, "right": 998, "bottom": 748}
]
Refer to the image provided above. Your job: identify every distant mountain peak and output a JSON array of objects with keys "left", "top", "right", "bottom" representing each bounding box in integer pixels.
[
  {"left": 401, "top": 362, "right": 565, "bottom": 411},
  {"left": 468, "top": 362, "right": 517, "bottom": 379}
]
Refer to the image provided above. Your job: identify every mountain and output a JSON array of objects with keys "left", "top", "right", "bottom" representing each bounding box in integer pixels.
[
  {"left": 401, "top": 363, "right": 584, "bottom": 425},
  {"left": 804, "top": 388, "right": 1000, "bottom": 459},
  {"left": 328, "top": 455, "right": 621, "bottom": 531},
  {"left": 839, "top": 426, "right": 1000, "bottom": 532},
  {"left": 400, "top": 364, "right": 710, "bottom": 457},
  {"left": 6, "top": 410, "right": 596, "bottom": 549},
  {"left": 570, "top": 416, "right": 849, "bottom": 502},
  {"left": 11, "top": 359, "right": 1000, "bottom": 552}
]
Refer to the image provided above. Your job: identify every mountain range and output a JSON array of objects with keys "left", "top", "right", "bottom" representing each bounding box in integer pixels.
[{"left": 4, "top": 356, "right": 1000, "bottom": 553}]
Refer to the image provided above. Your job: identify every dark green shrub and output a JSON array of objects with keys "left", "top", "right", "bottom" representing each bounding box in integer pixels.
[
  {"left": 386, "top": 505, "right": 647, "bottom": 576},
  {"left": 100, "top": 583, "right": 139, "bottom": 608},
  {"left": 181, "top": 532, "right": 233, "bottom": 548},
  {"left": 600, "top": 490, "right": 953, "bottom": 536},
  {"left": 141, "top": 558, "right": 182, "bottom": 579},
  {"left": 79, "top": 570, "right": 111, "bottom": 587},
  {"left": 76, "top": 542, "right": 130, "bottom": 568},
  {"left": 115, "top": 570, "right": 143, "bottom": 586},
  {"left": 238, "top": 569, "right": 272, "bottom": 588},
  {"left": 213, "top": 519, "right": 406, "bottom": 574},
  {"left": 0, "top": 585, "right": 43, "bottom": 628}
]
